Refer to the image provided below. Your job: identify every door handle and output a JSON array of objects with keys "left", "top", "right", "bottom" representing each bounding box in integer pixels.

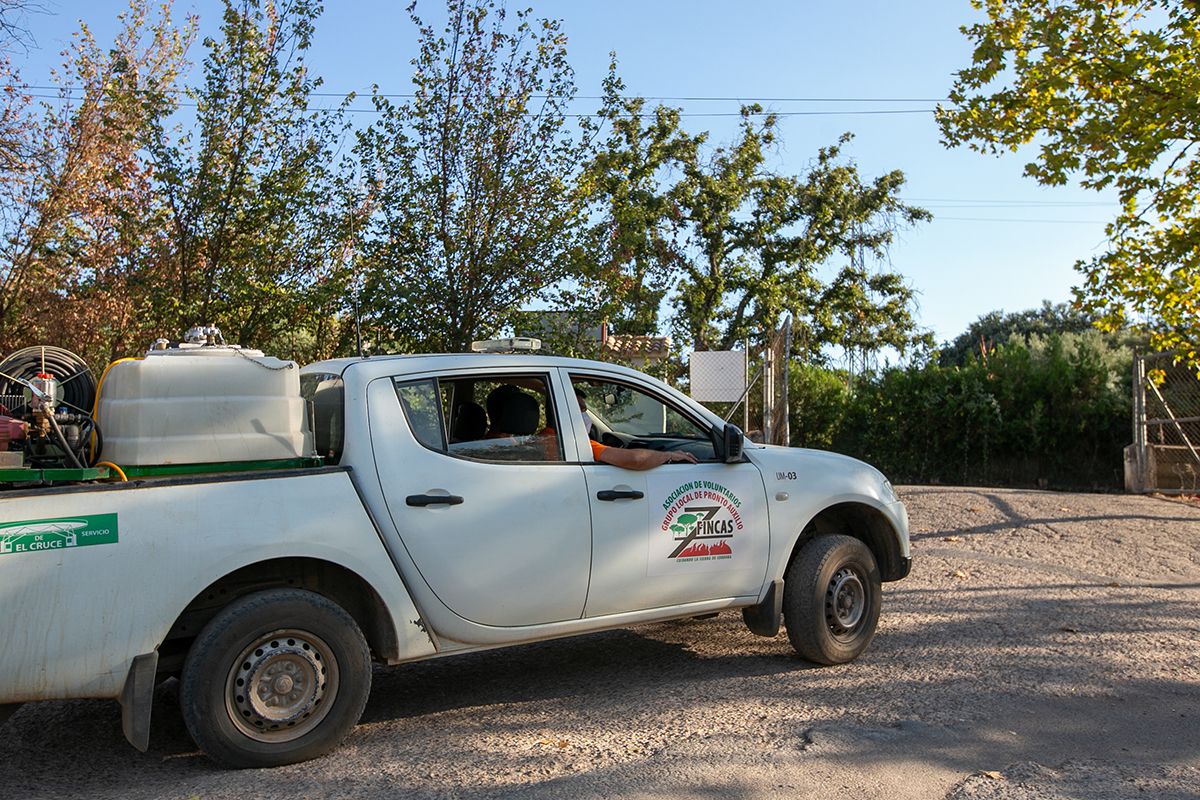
[
  {"left": 406, "top": 494, "right": 465, "bottom": 507},
  {"left": 596, "top": 489, "right": 644, "bottom": 501}
]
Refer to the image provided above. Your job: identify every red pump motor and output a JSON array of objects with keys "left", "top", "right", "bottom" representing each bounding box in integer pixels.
[{"left": 0, "top": 415, "right": 27, "bottom": 453}]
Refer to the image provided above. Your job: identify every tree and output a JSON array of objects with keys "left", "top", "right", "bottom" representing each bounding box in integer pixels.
[
  {"left": 814, "top": 265, "right": 934, "bottom": 374},
  {"left": 671, "top": 115, "right": 929, "bottom": 357},
  {"left": 938, "top": 0, "right": 1200, "bottom": 367},
  {"left": 0, "top": 1, "right": 190, "bottom": 364},
  {"left": 0, "top": 1, "right": 36, "bottom": 53},
  {"left": 149, "top": 0, "right": 347, "bottom": 359},
  {"left": 577, "top": 96, "right": 930, "bottom": 366},
  {"left": 0, "top": 0, "right": 40, "bottom": 172},
  {"left": 939, "top": 300, "right": 1098, "bottom": 366},
  {"left": 355, "top": 0, "right": 590, "bottom": 353},
  {"left": 572, "top": 65, "right": 699, "bottom": 337}
]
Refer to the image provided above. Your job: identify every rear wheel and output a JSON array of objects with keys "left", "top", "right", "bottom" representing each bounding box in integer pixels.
[
  {"left": 180, "top": 588, "right": 372, "bottom": 768},
  {"left": 783, "top": 534, "right": 881, "bottom": 665}
]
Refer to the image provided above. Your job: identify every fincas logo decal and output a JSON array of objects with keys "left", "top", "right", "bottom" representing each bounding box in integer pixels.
[{"left": 660, "top": 480, "right": 743, "bottom": 563}]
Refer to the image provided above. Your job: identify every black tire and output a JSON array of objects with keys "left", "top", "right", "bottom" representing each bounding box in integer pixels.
[
  {"left": 180, "top": 588, "right": 372, "bottom": 768},
  {"left": 783, "top": 534, "right": 881, "bottom": 665}
]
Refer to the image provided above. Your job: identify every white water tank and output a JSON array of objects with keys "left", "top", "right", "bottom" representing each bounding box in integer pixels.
[{"left": 97, "top": 346, "right": 313, "bottom": 466}]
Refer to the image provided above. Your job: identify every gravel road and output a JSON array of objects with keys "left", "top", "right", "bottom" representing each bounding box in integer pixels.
[{"left": 2, "top": 486, "right": 1198, "bottom": 799}]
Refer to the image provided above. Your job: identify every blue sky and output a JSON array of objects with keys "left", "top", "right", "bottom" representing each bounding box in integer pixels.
[{"left": 16, "top": 0, "right": 1118, "bottom": 348}]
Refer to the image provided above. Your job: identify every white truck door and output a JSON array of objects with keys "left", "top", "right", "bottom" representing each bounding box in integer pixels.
[
  {"left": 565, "top": 371, "right": 771, "bottom": 618},
  {"left": 367, "top": 371, "right": 591, "bottom": 627}
]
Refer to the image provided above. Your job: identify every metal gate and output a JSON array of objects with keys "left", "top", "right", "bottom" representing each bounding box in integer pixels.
[
  {"left": 689, "top": 318, "right": 792, "bottom": 446},
  {"left": 1128, "top": 353, "right": 1200, "bottom": 493}
]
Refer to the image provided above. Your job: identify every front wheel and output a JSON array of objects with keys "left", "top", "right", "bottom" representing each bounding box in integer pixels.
[
  {"left": 783, "top": 534, "right": 881, "bottom": 665},
  {"left": 180, "top": 588, "right": 372, "bottom": 768}
]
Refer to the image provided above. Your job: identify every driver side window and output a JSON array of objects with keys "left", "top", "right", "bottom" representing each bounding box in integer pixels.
[{"left": 570, "top": 376, "right": 718, "bottom": 461}]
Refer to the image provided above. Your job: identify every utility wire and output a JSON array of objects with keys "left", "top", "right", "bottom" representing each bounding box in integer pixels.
[
  {"left": 902, "top": 197, "right": 1116, "bottom": 207},
  {"left": 14, "top": 92, "right": 941, "bottom": 117},
  {"left": 14, "top": 87, "right": 1126, "bottom": 218},
  {"left": 934, "top": 216, "right": 1109, "bottom": 224},
  {"left": 917, "top": 203, "right": 1117, "bottom": 210},
  {"left": 16, "top": 84, "right": 949, "bottom": 103}
]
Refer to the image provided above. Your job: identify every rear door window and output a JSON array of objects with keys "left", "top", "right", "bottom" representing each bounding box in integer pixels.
[{"left": 394, "top": 373, "right": 563, "bottom": 463}]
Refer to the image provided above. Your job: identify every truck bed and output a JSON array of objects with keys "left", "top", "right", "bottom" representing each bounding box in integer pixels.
[{"left": 0, "top": 466, "right": 432, "bottom": 703}]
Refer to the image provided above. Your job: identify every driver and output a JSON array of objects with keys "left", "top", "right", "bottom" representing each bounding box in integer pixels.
[{"left": 575, "top": 386, "right": 698, "bottom": 470}]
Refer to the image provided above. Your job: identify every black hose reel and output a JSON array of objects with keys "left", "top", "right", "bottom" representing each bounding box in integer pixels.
[{"left": 0, "top": 346, "right": 100, "bottom": 468}]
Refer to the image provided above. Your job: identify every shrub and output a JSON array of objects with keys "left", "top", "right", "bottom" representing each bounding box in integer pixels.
[{"left": 819, "top": 332, "right": 1131, "bottom": 489}]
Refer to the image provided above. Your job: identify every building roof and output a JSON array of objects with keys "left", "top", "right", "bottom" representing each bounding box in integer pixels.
[{"left": 602, "top": 334, "right": 671, "bottom": 358}]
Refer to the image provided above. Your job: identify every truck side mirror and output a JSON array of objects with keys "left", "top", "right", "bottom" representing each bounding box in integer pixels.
[{"left": 722, "top": 424, "right": 744, "bottom": 463}]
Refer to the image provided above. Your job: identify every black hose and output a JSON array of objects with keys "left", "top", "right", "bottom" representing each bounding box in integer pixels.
[
  {"left": 0, "top": 346, "right": 96, "bottom": 416},
  {"left": 47, "top": 415, "right": 83, "bottom": 469},
  {"left": 88, "top": 418, "right": 104, "bottom": 466}
]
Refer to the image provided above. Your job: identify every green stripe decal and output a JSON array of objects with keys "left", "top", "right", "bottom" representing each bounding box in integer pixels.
[
  {"left": 118, "top": 458, "right": 321, "bottom": 478},
  {"left": 0, "top": 513, "right": 118, "bottom": 557}
]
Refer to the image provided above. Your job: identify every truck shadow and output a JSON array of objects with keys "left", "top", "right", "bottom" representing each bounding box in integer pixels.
[
  {"left": 0, "top": 616, "right": 810, "bottom": 792},
  {"left": 360, "top": 621, "right": 805, "bottom": 724}
]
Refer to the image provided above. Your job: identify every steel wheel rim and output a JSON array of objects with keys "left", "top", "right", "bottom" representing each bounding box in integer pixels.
[
  {"left": 826, "top": 566, "right": 867, "bottom": 639},
  {"left": 224, "top": 628, "right": 340, "bottom": 743}
]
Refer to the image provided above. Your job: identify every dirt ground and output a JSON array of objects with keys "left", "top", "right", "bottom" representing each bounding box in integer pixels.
[{"left": 1, "top": 486, "right": 1198, "bottom": 799}]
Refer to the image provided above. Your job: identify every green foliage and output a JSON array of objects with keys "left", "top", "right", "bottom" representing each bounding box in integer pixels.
[
  {"left": 570, "top": 64, "right": 699, "bottom": 338},
  {"left": 831, "top": 332, "right": 1132, "bottom": 489},
  {"left": 0, "top": 0, "right": 352, "bottom": 366},
  {"left": 149, "top": 0, "right": 347, "bottom": 361},
  {"left": 577, "top": 92, "right": 932, "bottom": 361},
  {"left": 0, "top": 0, "right": 936, "bottom": 378},
  {"left": 355, "top": 0, "right": 589, "bottom": 353},
  {"left": 939, "top": 301, "right": 1098, "bottom": 366},
  {"left": 813, "top": 266, "right": 935, "bottom": 368},
  {"left": 787, "top": 363, "right": 851, "bottom": 451},
  {"left": 673, "top": 123, "right": 931, "bottom": 357},
  {"left": 939, "top": 0, "right": 1200, "bottom": 369}
]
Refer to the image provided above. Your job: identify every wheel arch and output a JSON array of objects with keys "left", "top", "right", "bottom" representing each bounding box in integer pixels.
[
  {"left": 157, "top": 557, "right": 400, "bottom": 677},
  {"left": 787, "top": 501, "right": 907, "bottom": 582}
]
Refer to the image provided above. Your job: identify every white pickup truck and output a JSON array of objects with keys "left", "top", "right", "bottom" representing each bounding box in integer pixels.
[{"left": 0, "top": 351, "right": 910, "bottom": 768}]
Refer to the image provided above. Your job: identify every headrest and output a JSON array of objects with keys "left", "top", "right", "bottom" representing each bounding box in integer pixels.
[
  {"left": 487, "top": 386, "right": 539, "bottom": 436},
  {"left": 452, "top": 401, "right": 487, "bottom": 441}
]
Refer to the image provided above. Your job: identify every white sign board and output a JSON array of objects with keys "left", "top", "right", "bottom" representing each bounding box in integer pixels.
[{"left": 689, "top": 350, "right": 747, "bottom": 403}]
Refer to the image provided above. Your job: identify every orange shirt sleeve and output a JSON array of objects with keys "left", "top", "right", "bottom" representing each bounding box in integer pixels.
[{"left": 589, "top": 439, "right": 608, "bottom": 461}]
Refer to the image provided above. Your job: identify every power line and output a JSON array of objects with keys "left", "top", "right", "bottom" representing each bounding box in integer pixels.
[
  {"left": 9, "top": 87, "right": 1119, "bottom": 224},
  {"left": 16, "top": 92, "right": 939, "bottom": 117},
  {"left": 918, "top": 203, "right": 1117, "bottom": 210},
  {"left": 934, "top": 216, "right": 1109, "bottom": 224},
  {"left": 17, "top": 84, "right": 948, "bottom": 103},
  {"left": 591, "top": 96, "right": 947, "bottom": 103},
  {"left": 903, "top": 197, "right": 1116, "bottom": 207},
  {"left": 571, "top": 109, "right": 937, "bottom": 118}
]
